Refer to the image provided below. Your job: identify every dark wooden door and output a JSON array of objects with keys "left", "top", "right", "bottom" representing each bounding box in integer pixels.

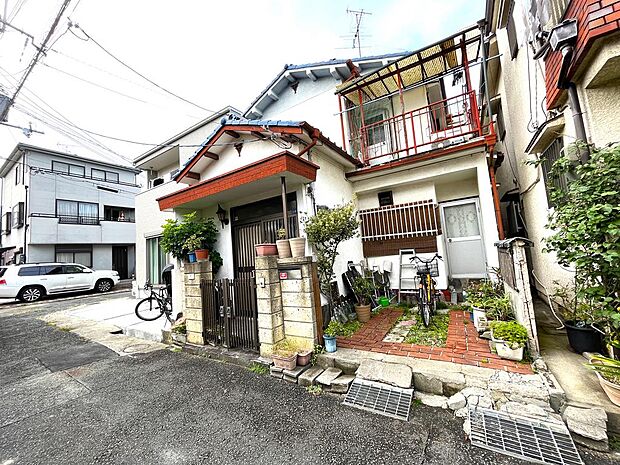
[{"left": 112, "top": 246, "right": 128, "bottom": 279}]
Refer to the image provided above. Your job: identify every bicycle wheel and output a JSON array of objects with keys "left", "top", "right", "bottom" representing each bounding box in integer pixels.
[
  {"left": 419, "top": 285, "right": 431, "bottom": 327},
  {"left": 135, "top": 297, "right": 164, "bottom": 321}
]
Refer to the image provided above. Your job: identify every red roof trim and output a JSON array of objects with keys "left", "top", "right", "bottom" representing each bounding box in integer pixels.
[{"left": 157, "top": 151, "right": 319, "bottom": 210}]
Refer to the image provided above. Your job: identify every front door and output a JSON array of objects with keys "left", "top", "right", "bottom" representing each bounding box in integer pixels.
[
  {"left": 440, "top": 198, "right": 487, "bottom": 278},
  {"left": 112, "top": 246, "right": 128, "bottom": 279}
]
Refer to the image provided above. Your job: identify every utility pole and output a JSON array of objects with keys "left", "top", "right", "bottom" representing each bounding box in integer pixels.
[
  {"left": 346, "top": 8, "right": 371, "bottom": 58},
  {"left": 0, "top": 0, "right": 72, "bottom": 121}
]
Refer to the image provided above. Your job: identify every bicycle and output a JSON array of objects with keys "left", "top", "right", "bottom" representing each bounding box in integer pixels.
[
  {"left": 135, "top": 281, "right": 174, "bottom": 323},
  {"left": 410, "top": 254, "right": 442, "bottom": 327}
]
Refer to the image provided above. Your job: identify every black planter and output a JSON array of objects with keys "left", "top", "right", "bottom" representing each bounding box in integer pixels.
[{"left": 564, "top": 321, "right": 602, "bottom": 354}]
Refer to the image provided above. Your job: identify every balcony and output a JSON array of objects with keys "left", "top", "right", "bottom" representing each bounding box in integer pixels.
[
  {"left": 358, "top": 91, "right": 481, "bottom": 165},
  {"left": 29, "top": 213, "right": 135, "bottom": 245}
]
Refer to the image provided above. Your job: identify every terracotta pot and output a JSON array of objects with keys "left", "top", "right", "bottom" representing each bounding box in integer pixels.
[
  {"left": 276, "top": 239, "right": 291, "bottom": 258},
  {"left": 297, "top": 349, "right": 312, "bottom": 366},
  {"left": 272, "top": 352, "right": 297, "bottom": 370},
  {"left": 355, "top": 304, "right": 371, "bottom": 323},
  {"left": 596, "top": 372, "right": 620, "bottom": 407},
  {"left": 289, "top": 237, "right": 306, "bottom": 257},
  {"left": 255, "top": 244, "right": 278, "bottom": 256},
  {"left": 195, "top": 249, "right": 209, "bottom": 260}
]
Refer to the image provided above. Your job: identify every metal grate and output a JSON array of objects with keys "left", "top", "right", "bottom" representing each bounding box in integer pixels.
[
  {"left": 343, "top": 378, "right": 413, "bottom": 421},
  {"left": 469, "top": 407, "right": 583, "bottom": 465}
]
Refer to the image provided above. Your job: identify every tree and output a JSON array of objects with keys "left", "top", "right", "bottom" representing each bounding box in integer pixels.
[
  {"left": 544, "top": 144, "right": 620, "bottom": 345},
  {"left": 304, "top": 203, "right": 360, "bottom": 302}
]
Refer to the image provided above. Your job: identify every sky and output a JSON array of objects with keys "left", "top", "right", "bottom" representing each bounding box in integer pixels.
[{"left": 0, "top": 0, "right": 486, "bottom": 167}]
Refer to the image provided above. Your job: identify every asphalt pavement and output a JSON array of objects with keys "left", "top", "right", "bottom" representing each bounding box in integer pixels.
[{"left": 0, "top": 294, "right": 617, "bottom": 465}]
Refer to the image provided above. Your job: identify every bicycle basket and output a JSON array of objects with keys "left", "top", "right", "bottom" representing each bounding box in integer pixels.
[{"left": 416, "top": 260, "right": 439, "bottom": 277}]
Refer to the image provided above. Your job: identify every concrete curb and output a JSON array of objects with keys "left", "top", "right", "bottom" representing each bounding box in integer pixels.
[
  {"left": 0, "top": 289, "right": 132, "bottom": 310},
  {"left": 181, "top": 343, "right": 256, "bottom": 369}
]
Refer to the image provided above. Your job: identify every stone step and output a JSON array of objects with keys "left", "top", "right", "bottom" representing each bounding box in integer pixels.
[
  {"left": 315, "top": 367, "right": 342, "bottom": 387},
  {"left": 298, "top": 366, "right": 324, "bottom": 387},
  {"left": 283, "top": 365, "right": 310, "bottom": 383},
  {"left": 356, "top": 359, "right": 413, "bottom": 389},
  {"left": 330, "top": 374, "right": 355, "bottom": 394},
  {"left": 270, "top": 366, "right": 283, "bottom": 379}
]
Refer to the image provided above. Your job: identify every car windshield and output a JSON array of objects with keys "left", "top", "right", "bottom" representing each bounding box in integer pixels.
[{"left": 0, "top": 267, "right": 6, "bottom": 278}]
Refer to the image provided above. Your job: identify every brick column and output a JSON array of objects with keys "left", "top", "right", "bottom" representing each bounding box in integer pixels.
[
  {"left": 183, "top": 260, "right": 212, "bottom": 345},
  {"left": 255, "top": 256, "right": 284, "bottom": 357}
]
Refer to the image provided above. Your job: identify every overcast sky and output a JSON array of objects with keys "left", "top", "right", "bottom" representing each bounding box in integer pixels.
[{"left": 0, "top": 0, "right": 485, "bottom": 167}]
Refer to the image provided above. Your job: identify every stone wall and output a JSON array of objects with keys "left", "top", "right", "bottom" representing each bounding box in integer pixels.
[{"left": 183, "top": 260, "right": 212, "bottom": 345}]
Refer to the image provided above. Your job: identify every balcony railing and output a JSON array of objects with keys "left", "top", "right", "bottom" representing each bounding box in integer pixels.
[
  {"left": 359, "top": 200, "right": 441, "bottom": 241},
  {"left": 359, "top": 91, "right": 482, "bottom": 165},
  {"left": 30, "top": 213, "right": 135, "bottom": 225}
]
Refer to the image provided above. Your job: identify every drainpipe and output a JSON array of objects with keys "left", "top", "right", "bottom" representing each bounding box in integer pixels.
[
  {"left": 297, "top": 128, "right": 320, "bottom": 158},
  {"left": 566, "top": 81, "right": 589, "bottom": 163}
]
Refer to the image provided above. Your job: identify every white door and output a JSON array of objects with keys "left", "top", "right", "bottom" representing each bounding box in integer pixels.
[
  {"left": 441, "top": 199, "right": 487, "bottom": 279},
  {"left": 63, "top": 265, "right": 93, "bottom": 290}
]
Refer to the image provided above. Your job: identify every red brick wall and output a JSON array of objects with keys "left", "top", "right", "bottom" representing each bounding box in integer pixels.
[{"left": 545, "top": 0, "right": 620, "bottom": 109}]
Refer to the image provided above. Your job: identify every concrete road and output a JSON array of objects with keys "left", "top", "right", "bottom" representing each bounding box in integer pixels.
[{"left": 0, "top": 295, "right": 616, "bottom": 465}]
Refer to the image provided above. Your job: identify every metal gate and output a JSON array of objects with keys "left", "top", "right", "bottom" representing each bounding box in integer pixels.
[{"left": 200, "top": 277, "right": 259, "bottom": 351}]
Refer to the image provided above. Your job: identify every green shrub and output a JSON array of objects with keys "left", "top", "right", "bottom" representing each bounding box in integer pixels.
[
  {"left": 352, "top": 277, "right": 375, "bottom": 306},
  {"left": 324, "top": 320, "right": 361, "bottom": 338},
  {"left": 490, "top": 321, "right": 528, "bottom": 347}
]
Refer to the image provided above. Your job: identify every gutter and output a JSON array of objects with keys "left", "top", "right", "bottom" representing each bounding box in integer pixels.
[{"left": 297, "top": 128, "right": 320, "bottom": 158}]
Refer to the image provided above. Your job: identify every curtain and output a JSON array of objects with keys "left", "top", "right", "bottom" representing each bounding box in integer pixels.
[
  {"left": 444, "top": 203, "right": 480, "bottom": 238},
  {"left": 78, "top": 202, "right": 98, "bottom": 220},
  {"left": 56, "top": 252, "right": 73, "bottom": 263},
  {"left": 57, "top": 200, "right": 78, "bottom": 217}
]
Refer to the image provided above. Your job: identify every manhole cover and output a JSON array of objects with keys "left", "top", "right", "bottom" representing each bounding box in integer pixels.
[
  {"left": 469, "top": 406, "right": 583, "bottom": 465},
  {"left": 343, "top": 378, "right": 413, "bottom": 421}
]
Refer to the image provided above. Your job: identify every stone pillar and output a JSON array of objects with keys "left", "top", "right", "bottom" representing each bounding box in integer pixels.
[
  {"left": 183, "top": 260, "right": 212, "bottom": 345},
  {"left": 511, "top": 240, "right": 540, "bottom": 356},
  {"left": 255, "top": 256, "right": 284, "bottom": 357},
  {"left": 278, "top": 256, "right": 319, "bottom": 351}
]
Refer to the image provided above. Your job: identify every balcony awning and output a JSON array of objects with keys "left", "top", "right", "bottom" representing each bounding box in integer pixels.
[
  {"left": 157, "top": 151, "right": 319, "bottom": 211},
  {"left": 336, "top": 24, "right": 481, "bottom": 105}
]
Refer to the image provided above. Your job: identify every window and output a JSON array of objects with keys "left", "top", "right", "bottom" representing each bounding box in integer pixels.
[
  {"left": 15, "top": 164, "right": 21, "bottom": 185},
  {"left": 18, "top": 266, "right": 41, "bottom": 276},
  {"left": 69, "top": 164, "right": 85, "bottom": 176},
  {"left": 55, "top": 245, "right": 92, "bottom": 267},
  {"left": 42, "top": 265, "right": 64, "bottom": 275},
  {"left": 506, "top": 1, "right": 518, "bottom": 60},
  {"left": 540, "top": 138, "right": 567, "bottom": 207},
  {"left": 56, "top": 200, "right": 99, "bottom": 225},
  {"left": 364, "top": 111, "right": 388, "bottom": 146},
  {"left": 92, "top": 168, "right": 105, "bottom": 180},
  {"left": 52, "top": 161, "right": 85, "bottom": 177},
  {"left": 12, "top": 203, "right": 24, "bottom": 228},
  {"left": 3, "top": 212, "right": 11, "bottom": 234},
  {"left": 146, "top": 236, "right": 167, "bottom": 284},
  {"left": 104, "top": 206, "right": 135, "bottom": 222},
  {"left": 64, "top": 264, "right": 86, "bottom": 274},
  {"left": 378, "top": 191, "right": 394, "bottom": 207},
  {"left": 91, "top": 168, "right": 119, "bottom": 183},
  {"left": 106, "top": 172, "right": 119, "bottom": 183}
]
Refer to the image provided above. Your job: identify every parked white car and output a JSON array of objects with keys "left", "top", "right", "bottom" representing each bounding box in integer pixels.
[{"left": 0, "top": 263, "right": 120, "bottom": 303}]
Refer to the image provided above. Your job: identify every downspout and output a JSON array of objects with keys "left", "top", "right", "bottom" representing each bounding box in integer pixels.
[
  {"left": 478, "top": 19, "right": 505, "bottom": 240},
  {"left": 297, "top": 128, "right": 320, "bottom": 158},
  {"left": 560, "top": 47, "right": 589, "bottom": 163},
  {"left": 338, "top": 96, "right": 347, "bottom": 153}
]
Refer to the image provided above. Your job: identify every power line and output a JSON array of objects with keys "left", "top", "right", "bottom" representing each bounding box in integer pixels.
[{"left": 72, "top": 23, "right": 216, "bottom": 115}]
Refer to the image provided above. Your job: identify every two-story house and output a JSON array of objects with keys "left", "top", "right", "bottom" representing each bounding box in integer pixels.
[
  {"left": 0, "top": 144, "right": 140, "bottom": 278},
  {"left": 151, "top": 23, "right": 502, "bottom": 302}
]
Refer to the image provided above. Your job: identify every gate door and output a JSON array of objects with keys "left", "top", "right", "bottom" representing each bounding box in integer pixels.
[{"left": 201, "top": 277, "right": 259, "bottom": 352}]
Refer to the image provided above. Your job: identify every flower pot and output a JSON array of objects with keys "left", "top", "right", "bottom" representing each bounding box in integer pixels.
[
  {"left": 297, "top": 349, "right": 312, "bottom": 366},
  {"left": 195, "top": 249, "right": 209, "bottom": 261},
  {"left": 289, "top": 237, "right": 306, "bottom": 258},
  {"left": 494, "top": 341, "right": 524, "bottom": 361},
  {"left": 272, "top": 352, "right": 298, "bottom": 370},
  {"left": 255, "top": 244, "right": 278, "bottom": 256},
  {"left": 323, "top": 335, "right": 337, "bottom": 353},
  {"left": 355, "top": 304, "right": 371, "bottom": 323},
  {"left": 276, "top": 239, "right": 291, "bottom": 259},
  {"left": 472, "top": 307, "right": 487, "bottom": 331},
  {"left": 187, "top": 252, "right": 197, "bottom": 263},
  {"left": 595, "top": 372, "right": 620, "bottom": 407},
  {"left": 564, "top": 321, "right": 602, "bottom": 354}
]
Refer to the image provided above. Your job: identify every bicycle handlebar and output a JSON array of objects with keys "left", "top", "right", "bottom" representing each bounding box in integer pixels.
[{"left": 410, "top": 253, "right": 442, "bottom": 264}]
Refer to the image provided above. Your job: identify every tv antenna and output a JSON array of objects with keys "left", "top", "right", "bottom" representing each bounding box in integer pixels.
[{"left": 346, "top": 8, "right": 372, "bottom": 58}]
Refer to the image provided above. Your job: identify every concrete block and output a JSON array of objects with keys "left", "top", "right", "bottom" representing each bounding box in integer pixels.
[
  {"left": 281, "top": 291, "right": 312, "bottom": 308},
  {"left": 330, "top": 375, "right": 355, "bottom": 394},
  {"left": 316, "top": 354, "right": 334, "bottom": 369},
  {"left": 186, "top": 319, "right": 202, "bottom": 334},
  {"left": 256, "top": 282, "right": 281, "bottom": 300},
  {"left": 257, "top": 312, "right": 284, "bottom": 331},
  {"left": 562, "top": 406, "right": 608, "bottom": 445},
  {"left": 255, "top": 256, "right": 278, "bottom": 271},
  {"left": 187, "top": 331, "right": 204, "bottom": 345},
  {"left": 283, "top": 320, "right": 315, "bottom": 339},
  {"left": 334, "top": 358, "right": 360, "bottom": 375},
  {"left": 258, "top": 325, "right": 284, "bottom": 345},
  {"left": 185, "top": 296, "right": 202, "bottom": 309},
  {"left": 283, "top": 365, "right": 309, "bottom": 379},
  {"left": 414, "top": 392, "right": 448, "bottom": 409},
  {"left": 356, "top": 359, "right": 412, "bottom": 389},
  {"left": 447, "top": 392, "right": 467, "bottom": 410},
  {"left": 316, "top": 367, "right": 343, "bottom": 386},
  {"left": 413, "top": 372, "right": 444, "bottom": 395},
  {"left": 184, "top": 307, "right": 202, "bottom": 321},
  {"left": 185, "top": 285, "right": 202, "bottom": 297},
  {"left": 299, "top": 366, "right": 325, "bottom": 387},
  {"left": 282, "top": 306, "right": 314, "bottom": 323},
  {"left": 280, "top": 278, "right": 312, "bottom": 294}
]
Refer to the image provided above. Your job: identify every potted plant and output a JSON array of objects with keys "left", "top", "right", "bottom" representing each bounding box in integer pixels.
[
  {"left": 587, "top": 354, "right": 620, "bottom": 407},
  {"left": 323, "top": 321, "right": 340, "bottom": 353},
  {"left": 271, "top": 339, "right": 298, "bottom": 370},
  {"left": 289, "top": 235, "right": 306, "bottom": 258},
  {"left": 161, "top": 212, "right": 219, "bottom": 264},
  {"left": 171, "top": 321, "right": 187, "bottom": 344},
  {"left": 255, "top": 241, "right": 278, "bottom": 256},
  {"left": 184, "top": 234, "right": 209, "bottom": 261},
  {"left": 275, "top": 228, "right": 291, "bottom": 259},
  {"left": 352, "top": 277, "right": 374, "bottom": 323},
  {"left": 490, "top": 320, "right": 528, "bottom": 361},
  {"left": 297, "top": 348, "right": 313, "bottom": 366}
]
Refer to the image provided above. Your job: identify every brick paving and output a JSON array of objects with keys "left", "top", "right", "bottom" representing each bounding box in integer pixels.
[{"left": 337, "top": 309, "right": 532, "bottom": 374}]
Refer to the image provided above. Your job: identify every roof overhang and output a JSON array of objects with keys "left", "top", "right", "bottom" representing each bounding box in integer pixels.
[
  {"left": 524, "top": 114, "right": 565, "bottom": 154},
  {"left": 157, "top": 151, "right": 319, "bottom": 211}
]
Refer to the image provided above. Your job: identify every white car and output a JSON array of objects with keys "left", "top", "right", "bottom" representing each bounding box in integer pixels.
[{"left": 0, "top": 263, "right": 120, "bottom": 303}]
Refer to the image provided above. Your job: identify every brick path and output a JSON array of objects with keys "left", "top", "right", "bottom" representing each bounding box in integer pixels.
[{"left": 337, "top": 309, "right": 532, "bottom": 374}]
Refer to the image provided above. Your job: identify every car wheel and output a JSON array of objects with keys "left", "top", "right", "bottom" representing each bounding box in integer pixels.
[
  {"left": 19, "top": 286, "right": 44, "bottom": 303},
  {"left": 95, "top": 279, "right": 113, "bottom": 293}
]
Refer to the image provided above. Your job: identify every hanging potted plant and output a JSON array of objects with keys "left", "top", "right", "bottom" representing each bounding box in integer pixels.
[
  {"left": 490, "top": 320, "right": 528, "bottom": 361},
  {"left": 587, "top": 354, "right": 620, "bottom": 407},
  {"left": 271, "top": 339, "right": 298, "bottom": 370},
  {"left": 289, "top": 235, "right": 306, "bottom": 258},
  {"left": 323, "top": 321, "right": 340, "bottom": 353},
  {"left": 352, "top": 276, "right": 374, "bottom": 323},
  {"left": 275, "top": 228, "right": 291, "bottom": 259}
]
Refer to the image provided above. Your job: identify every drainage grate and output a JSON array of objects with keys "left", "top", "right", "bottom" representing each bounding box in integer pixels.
[
  {"left": 469, "top": 406, "right": 583, "bottom": 465},
  {"left": 343, "top": 378, "right": 413, "bottom": 421}
]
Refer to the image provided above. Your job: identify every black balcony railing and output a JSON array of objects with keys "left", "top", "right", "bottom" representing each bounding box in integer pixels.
[{"left": 30, "top": 213, "right": 135, "bottom": 225}]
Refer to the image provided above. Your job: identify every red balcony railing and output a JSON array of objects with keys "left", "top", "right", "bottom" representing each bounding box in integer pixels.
[{"left": 358, "top": 91, "right": 482, "bottom": 165}]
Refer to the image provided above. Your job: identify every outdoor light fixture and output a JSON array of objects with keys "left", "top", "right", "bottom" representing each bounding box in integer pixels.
[
  {"left": 549, "top": 19, "right": 577, "bottom": 52},
  {"left": 216, "top": 204, "right": 229, "bottom": 228}
]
